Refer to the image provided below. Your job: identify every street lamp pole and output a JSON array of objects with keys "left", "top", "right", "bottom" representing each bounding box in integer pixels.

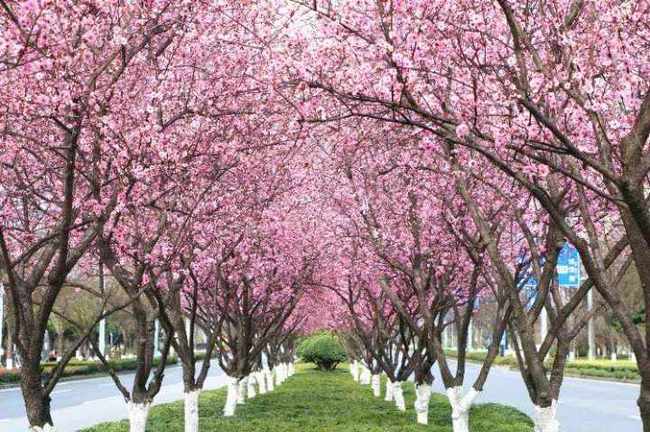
[{"left": 154, "top": 319, "right": 160, "bottom": 357}]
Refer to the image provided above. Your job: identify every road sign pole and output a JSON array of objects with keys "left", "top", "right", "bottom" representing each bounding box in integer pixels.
[{"left": 587, "top": 290, "right": 595, "bottom": 360}]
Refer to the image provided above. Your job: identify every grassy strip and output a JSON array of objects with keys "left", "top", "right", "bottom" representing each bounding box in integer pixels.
[
  {"left": 82, "top": 364, "right": 533, "bottom": 432},
  {"left": 446, "top": 351, "right": 641, "bottom": 382},
  {"left": 0, "top": 354, "right": 211, "bottom": 386}
]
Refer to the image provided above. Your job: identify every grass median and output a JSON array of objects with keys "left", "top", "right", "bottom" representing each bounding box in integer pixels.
[{"left": 82, "top": 364, "right": 532, "bottom": 432}]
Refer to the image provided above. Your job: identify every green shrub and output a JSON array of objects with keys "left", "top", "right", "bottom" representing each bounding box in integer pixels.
[
  {"left": 297, "top": 332, "right": 346, "bottom": 371},
  {"left": 0, "top": 355, "right": 189, "bottom": 385},
  {"left": 445, "top": 350, "right": 641, "bottom": 381}
]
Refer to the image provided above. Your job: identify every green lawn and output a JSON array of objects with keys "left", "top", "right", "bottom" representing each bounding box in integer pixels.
[{"left": 82, "top": 364, "right": 532, "bottom": 432}]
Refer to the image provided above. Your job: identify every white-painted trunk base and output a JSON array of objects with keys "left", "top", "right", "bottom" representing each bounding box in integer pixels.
[
  {"left": 282, "top": 363, "right": 288, "bottom": 380},
  {"left": 352, "top": 362, "right": 361, "bottom": 382},
  {"left": 247, "top": 375, "right": 257, "bottom": 399},
  {"left": 393, "top": 381, "right": 406, "bottom": 411},
  {"left": 533, "top": 402, "right": 560, "bottom": 432},
  {"left": 452, "top": 411, "right": 469, "bottom": 432},
  {"left": 265, "top": 369, "right": 275, "bottom": 392},
  {"left": 274, "top": 366, "right": 282, "bottom": 386},
  {"left": 184, "top": 390, "right": 200, "bottom": 432},
  {"left": 257, "top": 371, "right": 268, "bottom": 394},
  {"left": 384, "top": 379, "right": 394, "bottom": 402},
  {"left": 414, "top": 384, "right": 432, "bottom": 425},
  {"left": 371, "top": 374, "right": 381, "bottom": 397},
  {"left": 446, "top": 386, "right": 481, "bottom": 432},
  {"left": 350, "top": 361, "right": 358, "bottom": 380},
  {"left": 29, "top": 425, "right": 57, "bottom": 432},
  {"left": 280, "top": 363, "right": 287, "bottom": 383},
  {"left": 289, "top": 362, "right": 296, "bottom": 376},
  {"left": 360, "top": 367, "right": 371, "bottom": 385},
  {"left": 127, "top": 402, "right": 151, "bottom": 432},
  {"left": 238, "top": 376, "right": 248, "bottom": 404},
  {"left": 223, "top": 378, "right": 239, "bottom": 417}
]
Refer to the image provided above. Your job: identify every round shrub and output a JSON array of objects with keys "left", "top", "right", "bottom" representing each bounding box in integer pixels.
[{"left": 297, "top": 332, "right": 346, "bottom": 371}]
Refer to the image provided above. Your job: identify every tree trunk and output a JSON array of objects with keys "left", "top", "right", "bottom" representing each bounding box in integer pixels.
[
  {"left": 22, "top": 360, "right": 54, "bottom": 430},
  {"left": 638, "top": 380, "right": 650, "bottom": 432},
  {"left": 184, "top": 390, "right": 200, "bottom": 432},
  {"left": 127, "top": 402, "right": 150, "bottom": 432},
  {"left": 360, "top": 366, "right": 371, "bottom": 385},
  {"left": 392, "top": 381, "right": 406, "bottom": 411},
  {"left": 257, "top": 371, "right": 268, "bottom": 394},
  {"left": 281, "top": 363, "right": 288, "bottom": 382},
  {"left": 274, "top": 365, "right": 283, "bottom": 386},
  {"left": 237, "top": 376, "right": 248, "bottom": 404},
  {"left": 350, "top": 361, "right": 358, "bottom": 380},
  {"left": 371, "top": 374, "right": 381, "bottom": 397},
  {"left": 352, "top": 361, "right": 361, "bottom": 382},
  {"left": 533, "top": 400, "right": 560, "bottom": 432},
  {"left": 247, "top": 375, "right": 257, "bottom": 399},
  {"left": 384, "top": 379, "right": 394, "bottom": 402},
  {"left": 414, "top": 383, "right": 432, "bottom": 424},
  {"left": 265, "top": 368, "right": 274, "bottom": 392},
  {"left": 224, "top": 377, "right": 239, "bottom": 417},
  {"left": 446, "top": 386, "right": 481, "bottom": 432}
]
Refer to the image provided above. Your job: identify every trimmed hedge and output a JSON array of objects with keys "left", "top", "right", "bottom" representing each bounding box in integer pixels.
[
  {"left": 564, "top": 359, "right": 639, "bottom": 381},
  {"left": 297, "top": 332, "right": 347, "bottom": 371},
  {"left": 0, "top": 353, "right": 211, "bottom": 385},
  {"left": 445, "top": 350, "right": 641, "bottom": 381}
]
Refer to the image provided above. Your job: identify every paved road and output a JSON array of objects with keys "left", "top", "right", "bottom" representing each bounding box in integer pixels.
[
  {"left": 0, "top": 363, "right": 227, "bottom": 432},
  {"left": 430, "top": 361, "right": 642, "bottom": 432}
]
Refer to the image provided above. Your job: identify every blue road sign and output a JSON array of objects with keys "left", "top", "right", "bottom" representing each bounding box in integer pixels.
[{"left": 557, "top": 243, "right": 581, "bottom": 288}]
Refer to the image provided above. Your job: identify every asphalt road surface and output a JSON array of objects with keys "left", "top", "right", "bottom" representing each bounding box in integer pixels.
[
  {"left": 430, "top": 361, "right": 642, "bottom": 432},
  {"left": 0, "top": 363, "right": 227, "bottom": 432},
  {"left": 0, "top": 361, "right": 641, "bottom": 431}
]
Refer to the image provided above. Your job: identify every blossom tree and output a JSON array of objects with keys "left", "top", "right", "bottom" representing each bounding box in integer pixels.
[
  {"left": 330, "top": 266, "right": 424, "bottom": 413},
  {"left": 0, "top": 1, "right": 203, "bottom": 429},
  {"left": 289, "top": 1, "right": 645, "bottom": 429},
  {"left": 202, "top": 211, "right": 318, "bottom": 418}
]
